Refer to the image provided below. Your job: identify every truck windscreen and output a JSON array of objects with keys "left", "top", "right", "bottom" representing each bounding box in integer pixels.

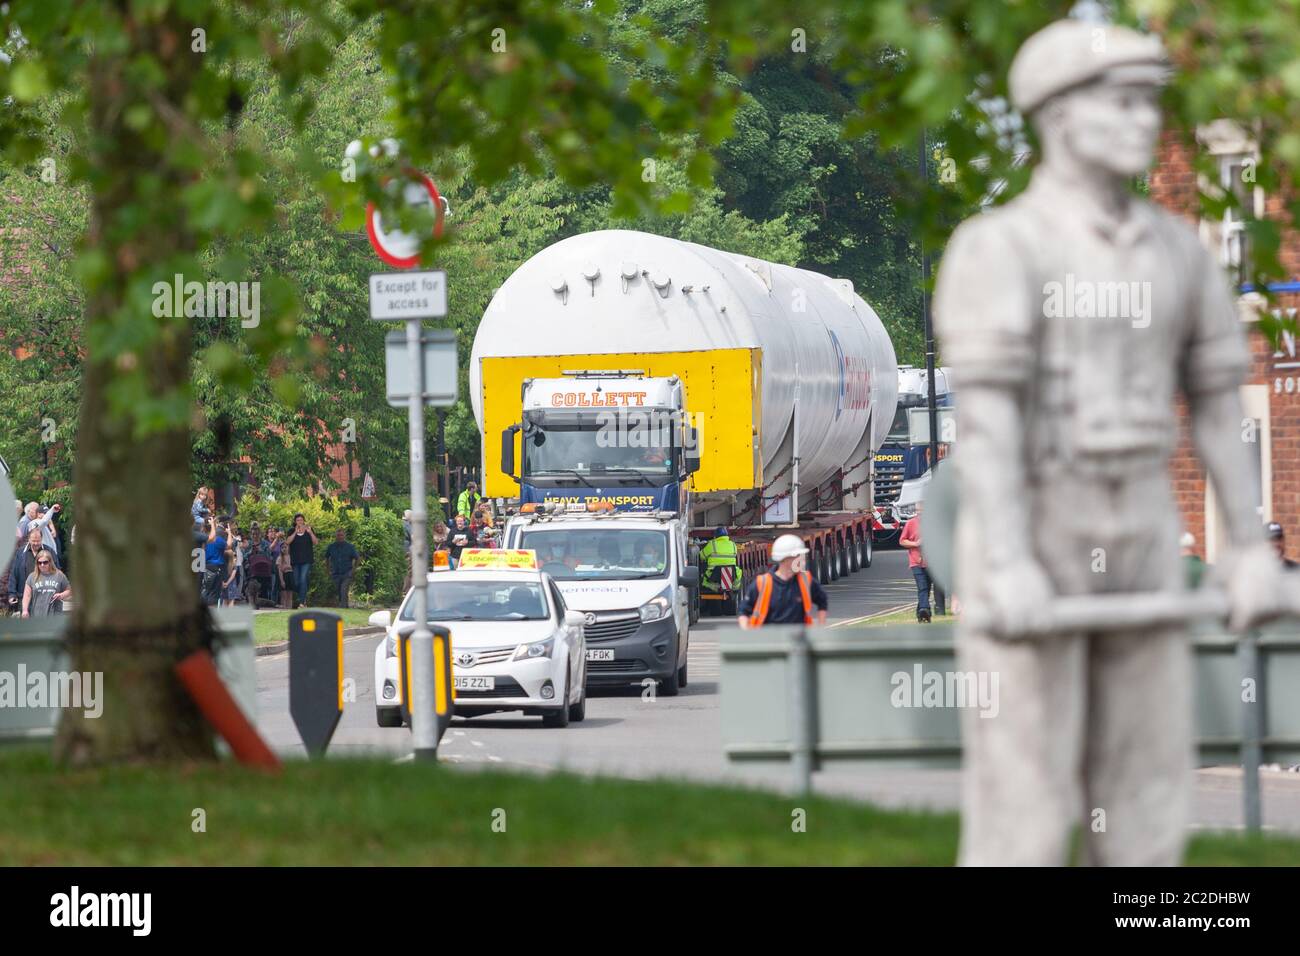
[{"left": 524, "top": 416, "right": 675, "bottom": 482}]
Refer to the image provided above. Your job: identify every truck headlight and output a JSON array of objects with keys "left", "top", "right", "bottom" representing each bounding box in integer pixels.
[
  {"left": 513, "top": 636, "right": 555, "bottom": 660},
  {"left": 638, "top": 592, "right": 672, "bottom": 623}
]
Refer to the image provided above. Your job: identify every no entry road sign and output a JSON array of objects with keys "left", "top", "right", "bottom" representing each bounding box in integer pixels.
[{"left": 365, "top": 173, "right": 444, "bottom": 268}]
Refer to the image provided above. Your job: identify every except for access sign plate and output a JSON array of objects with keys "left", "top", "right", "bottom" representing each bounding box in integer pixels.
[{"left": 369, "top": 270, "right": 447, "bottom": 320}]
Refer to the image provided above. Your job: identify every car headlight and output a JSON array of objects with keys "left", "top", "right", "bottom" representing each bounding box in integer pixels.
[
  {"left": 513, "top": 636, "right": 555, "bottom": 661},
  {"left": 639, "top": 592, "right": 672, "bottom": 623}
]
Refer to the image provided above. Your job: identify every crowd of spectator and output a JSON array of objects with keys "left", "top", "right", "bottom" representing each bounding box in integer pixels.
[
  {"left": 192, "top": 486, "right": 361, "bottom": 611},
  {"left": 2, "top": 499, "right": 71, "bottom": 617}
]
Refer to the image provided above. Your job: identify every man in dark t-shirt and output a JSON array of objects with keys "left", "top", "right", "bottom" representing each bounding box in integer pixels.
[{"left": 324, "top": 528, "right": 359, "bottom": 608}]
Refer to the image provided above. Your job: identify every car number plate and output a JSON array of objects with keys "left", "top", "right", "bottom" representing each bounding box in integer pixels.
[
  {"left": 454, "top": 675, "right": 495, "bottom": 691},
  {"left": 586, "top": 649, "right": 615, "bottom": 661}
]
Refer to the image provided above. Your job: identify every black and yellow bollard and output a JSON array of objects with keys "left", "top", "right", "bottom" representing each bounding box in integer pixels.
[
  {"left": 398, "top": 625, "right": 454, "bottom": 752},
  {"left": 288, "top": 610, "right": 344, "bottom": 757}
]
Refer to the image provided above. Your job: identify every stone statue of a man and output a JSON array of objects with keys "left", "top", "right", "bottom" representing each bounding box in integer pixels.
[{"left": 933, "top": 19, "right": 1284, "bottom": 866}]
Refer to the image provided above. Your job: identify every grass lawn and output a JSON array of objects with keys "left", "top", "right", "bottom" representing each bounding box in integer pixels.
[
  {"left": 1, "top": 750, "right": 1296, "bottom": 865},
  {"left": 251, "top": 606, "right": 383, "bottom": 645}
]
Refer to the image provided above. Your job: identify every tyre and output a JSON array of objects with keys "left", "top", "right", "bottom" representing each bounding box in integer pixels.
[
  {"left": 542, "top": 676, "right": 571, "bottom": 727},
  {"left": 862, "top": 531, "right": 873, "bottom": 569},
  {"left": 376, "top": 706, "right": 402, "bottom": 728},
  {"left": 689, "top": 587, "right": 700, "bottom": 625},
  {"left": 848, "top": 536, "right": 861, "bottom": 573},
  {"left": 568, "top": 688, "right": 586, "bottom": 722},
  {"left": 678, "top": 632, "right": 689, "bottom": 688},
  {"left": 659, "top": 635, "right": 681, "bottom": 697}
]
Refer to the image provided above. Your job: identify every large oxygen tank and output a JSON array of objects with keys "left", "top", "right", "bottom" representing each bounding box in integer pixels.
[{"left": 470, "top": 229, "right": 898, "bottom": 504}]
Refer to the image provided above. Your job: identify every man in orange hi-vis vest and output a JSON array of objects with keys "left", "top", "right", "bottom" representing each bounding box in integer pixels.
[{"left": 737, "top": 533, "right": 828, "bottom": 629}]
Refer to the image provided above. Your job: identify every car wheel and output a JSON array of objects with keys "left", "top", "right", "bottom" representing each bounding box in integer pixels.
[
  {"left": 678, "top": 657, "right": 688, "bottom": 688},
  {"left": 376, "top": 705, "right": 402, "bottom": 728},
  {"left": 542, "top": 676, "right": 571, "bottom": 727},
  {"left": 568, "top": 688, "right": 586, "bottom": 722}
]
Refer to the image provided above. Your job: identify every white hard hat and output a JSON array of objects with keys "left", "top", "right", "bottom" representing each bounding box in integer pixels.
[
  {"left": 770, "top": 533, "right": 809, "bottom": 562},
  {"left": 1179, "top": 531, "right": 1195, "bottom": 549}
]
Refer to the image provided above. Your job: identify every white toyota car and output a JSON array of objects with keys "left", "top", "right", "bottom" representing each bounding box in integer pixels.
[{"left": 372, "top": 557, "right": 588, "bottom": 728}]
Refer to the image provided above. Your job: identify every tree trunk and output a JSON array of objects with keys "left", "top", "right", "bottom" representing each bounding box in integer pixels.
[{"left": 54, "top": 8, "right": 215, "bottom": 764}]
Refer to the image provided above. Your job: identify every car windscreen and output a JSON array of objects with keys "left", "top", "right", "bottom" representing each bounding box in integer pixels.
[
  {"left": 399, "top": 579, "right": 549, "bottom": 621},
  {"left": 519, "top": 528, "right": 668, "bottom": 581}
]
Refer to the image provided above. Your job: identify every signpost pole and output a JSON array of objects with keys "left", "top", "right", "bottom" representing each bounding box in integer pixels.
[{"left": 405, "top": 316, "right": 437, "bottom": 760}]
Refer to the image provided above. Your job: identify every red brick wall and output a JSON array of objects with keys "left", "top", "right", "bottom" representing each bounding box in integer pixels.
[{"left": 1153, "top": 133, "right": 1300, "bottom": 564}]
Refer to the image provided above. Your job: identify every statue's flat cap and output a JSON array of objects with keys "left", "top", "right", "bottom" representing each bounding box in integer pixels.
[{"left": 1010, "top": 19, "right": 1167, "bottom": 115}]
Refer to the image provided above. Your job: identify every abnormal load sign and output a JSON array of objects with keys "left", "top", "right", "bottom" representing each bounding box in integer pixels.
[{"left": 457, "top": 549, "right": 539, "bottom": 570}]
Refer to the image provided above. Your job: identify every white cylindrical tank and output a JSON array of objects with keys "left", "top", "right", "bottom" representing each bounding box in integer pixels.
[{"left": 470, "top": 229, "right": 899, "bottom": 495}]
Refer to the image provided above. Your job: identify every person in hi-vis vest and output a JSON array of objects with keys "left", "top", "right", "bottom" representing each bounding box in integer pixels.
[
  {"left": 699, "top": 526, "right": 743, "bottom": 595},
  {"left": 737, "top": 534, "right": 828, "bottom": 628}
]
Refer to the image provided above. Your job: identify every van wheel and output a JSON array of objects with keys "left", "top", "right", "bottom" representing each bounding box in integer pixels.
[{"left": 659, "top": 637, "right": 681, "bottom": 697}]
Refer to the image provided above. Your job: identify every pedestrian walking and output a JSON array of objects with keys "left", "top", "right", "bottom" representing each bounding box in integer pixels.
[
  {"left": 899, "top": 502, "right": 944, "bottom": 622},
  {"left": 245, "top": 526, "right": 275, "bottom": 607},
  {"left": 456, "top": 481, "right": 481, "bottom": 519},
  {"left": 287, "top": 513, "right": 318, "bottom": 608},
  {"left": 22, "top": 549, "right": 70, "bottom": 617},
  {"left": 447, "top": 514, "right": 476, "bottom": 568},
  {"left": 201, "top": 518, "right": 228, "bottom": 607},
  {"left": 8, "top": 528, "right": 49, "bottom": 615},
  {"left": 324, "top": 527, "right": 359, "bottom": 608},
  {"left": 737, "top": 533, "right": 827, "bottom": 628}
]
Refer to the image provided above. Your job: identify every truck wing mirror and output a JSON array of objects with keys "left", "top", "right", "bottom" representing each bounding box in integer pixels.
[
  {"left": 501, "top": 424, "right": 521, "bottom": 482},
  {"left": 683, "top": 425, "right": 701, "bottom": 476}
]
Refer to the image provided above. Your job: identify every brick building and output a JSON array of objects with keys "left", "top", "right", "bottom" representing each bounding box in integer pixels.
[{"left": 1151, "top": 122, "right": 1300, "bottom": 564}]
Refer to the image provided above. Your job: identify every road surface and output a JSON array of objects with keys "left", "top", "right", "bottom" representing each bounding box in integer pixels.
[{"left": 254, "top": 548, "right": 1300, "bottom": 833}]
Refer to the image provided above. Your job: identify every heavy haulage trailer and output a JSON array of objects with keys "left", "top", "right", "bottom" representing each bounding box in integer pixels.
[{"left": 470, "top": 229, "right": 899, "bottom": 608}]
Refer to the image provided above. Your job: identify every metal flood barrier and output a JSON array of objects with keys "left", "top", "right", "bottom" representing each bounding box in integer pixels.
[
  {"left": 720, "top": 620, "right": 1300, "bottom": 830},
  {"left": 0, "top": 607, "right": 256, "bottom": 748}
]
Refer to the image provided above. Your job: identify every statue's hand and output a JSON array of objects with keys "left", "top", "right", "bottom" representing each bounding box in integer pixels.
[
  {"left": 1220, "top": 542, "right": 1284, "bottom": 633},
  {"left": 983, "top": 558, "right": 1056, "bottom": 640}
]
